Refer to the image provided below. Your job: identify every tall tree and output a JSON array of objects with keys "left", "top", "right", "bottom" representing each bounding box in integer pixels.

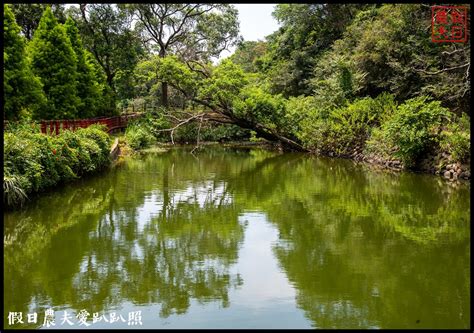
[
  {"left": 3, "top": 4, "right": 46, "bottom": 120},
  {"left": 124, "top": 4, "right": 240, "bottom": 107},
  {"left": 264, "top": 4, "right": 367, "bottom": 97},
  {"left": 64, "top": 17, "right": 101, "bottom": 118},
  {"left": 10, "top": 4, "right": 66, "bottom": 39},
  {"left": 70, "top": 4, "right": 143, "bottom": 103},
  {"left": 28, "top": 6, "right": 79, "bottom": 120},
  {"left": 86, "top": 51, "right": 118, "bottom": 116},
  {"left": 229, "top": 40, "right": 267, "bottom": 73}
]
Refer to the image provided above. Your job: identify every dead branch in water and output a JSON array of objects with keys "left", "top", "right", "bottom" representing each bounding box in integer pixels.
[
  {"left": 191, "top": 115, "right": 204, "bottom": 154},
  {"left": 155, "top": 112, "right": 206, "bottom": 144}
]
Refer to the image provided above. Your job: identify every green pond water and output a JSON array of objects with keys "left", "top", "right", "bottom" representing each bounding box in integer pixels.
[{"left": 3, "top": 146, "right": 470, "bottom": 329}]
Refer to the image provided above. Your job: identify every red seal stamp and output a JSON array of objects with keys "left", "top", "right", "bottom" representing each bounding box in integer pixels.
[{"left": 432, "top": 6, "right": 468, "bottom": 43}]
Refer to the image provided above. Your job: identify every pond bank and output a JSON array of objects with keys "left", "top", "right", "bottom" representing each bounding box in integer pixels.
[
  {"left": 4, "top": 124, "right": 112, "bottom": 210},
  {"left": 122, "top": 136, "right": 470, "bottom": 183},
  {"left": 345, "top": 148, "right": 470, "bottom": 182}
]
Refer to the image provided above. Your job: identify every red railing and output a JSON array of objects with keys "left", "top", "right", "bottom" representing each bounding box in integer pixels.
[{"left": 36, "top": 113, "right": 143, "bottom": 135}]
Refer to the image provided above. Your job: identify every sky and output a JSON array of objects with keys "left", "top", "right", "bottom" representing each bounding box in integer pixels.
[
  {"left": 234, "top": 4, "right": 280, "bottom": 42},
  {"left": 219, "top": 4, "right": 280, "bottom": 60}
]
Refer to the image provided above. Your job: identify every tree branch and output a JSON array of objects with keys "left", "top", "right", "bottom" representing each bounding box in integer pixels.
[{"left": 417, "top": 62, "right": 470, "bottom": 75}]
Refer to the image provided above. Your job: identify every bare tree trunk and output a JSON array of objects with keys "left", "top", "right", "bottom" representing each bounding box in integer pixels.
[
  {"left": 161, "top": 82, "right": 168, "bottom": 108},
  {"left": 106, "top": 72, "right": 115, "bottom": 91},
  {"left": 159, "top": 49, "right": 168, "bottom": 108}
]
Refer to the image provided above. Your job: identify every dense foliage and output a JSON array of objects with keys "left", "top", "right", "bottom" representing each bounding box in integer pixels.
[
  {"left": 125, "top": 122, "right": 156, "bottom": 150},
  {"left": 3, "top": 4, "right": 46, "bottom": 120},
  {"left": 64, "top": 17, "right": 101, "bottom": 118},
  {"left": 122, "top": 4, "right": 240, "bottom": 107},
  {"left": 125, "top": 3, "right": 469, "bottom": 163},
  {"left": 3, "top": 3, "right": 471, "bottom": 178},
  {"left": 28, "top": 6, "right": 80, "bottom": 120},
  {"left": 4, "top": 124, "right": 111, "bottom": 207},
  {"left": 68, "top": 4, "right": 144, "bottom": 101},
  {"left": 10, "top": 3, "right": 66, "bottom": 39},
  {"left": 263, "top": 4, "right": 366, "bottom": 97},
  {"left": 270, "top": 4, "right": 470, "bottom": 113},
  {"left": 3, "top": 4, "right": 117, "bottom": 120}
]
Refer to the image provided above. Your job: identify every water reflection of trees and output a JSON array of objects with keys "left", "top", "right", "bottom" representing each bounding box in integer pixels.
[
  {"left": 246, "top": 157, "right": 470, "bottom": 329},
  {"left": 4, "top": 148, "right": 247, "bottom": 327},
  {"left": 4, "top": 147, "right": 470, "bottom": 329},
  {"left": 78, "top": 201, "right": 244, "bottom": 318},
  {"left": 4, "top": 175, "right": 117, "bottom": 326}
]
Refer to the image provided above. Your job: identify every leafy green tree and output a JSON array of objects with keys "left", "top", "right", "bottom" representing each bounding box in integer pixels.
[
  {"left": 263, "top": 4, "right": 367, "bottom": 97},
  {"left": 10, "top": 4, "right": 66, "bottom": 40},
  {"left": 86, "top": 51, "right": 118, "bottom": 116},
  {"left": 382, "top": 97, "right": 450, "bottom": 166},
  {"left": 28, "top": 6, "right": 79, "bottom": 120},
  {"left": 69, "top": 4, "right": 143, "bottom": 103},
  {"left": 136, "top": 55, "right": 305, "bottom": 150},
  {"left": 3, "top": 4, "right": 45, "bottom": 120},
  {"left": 124, "top": 4, "right": 241, "bottom": 107},
  {"left": 310, "top": 4, "right": 470, "bottom": 113},
  {"left": 64, "top": 17, "right": 101, "bottom": 118},
  {"left": 229, "top": 40, "right": 267, "bottom": 73}
]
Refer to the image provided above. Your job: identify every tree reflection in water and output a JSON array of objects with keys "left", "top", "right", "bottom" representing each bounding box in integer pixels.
[{"left": 4, "top": 146, "right": 470, "bottom": 329}]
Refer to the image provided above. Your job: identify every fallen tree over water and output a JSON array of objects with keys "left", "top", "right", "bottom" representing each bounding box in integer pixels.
[
  {"left": 135, "top": 55, "right": 307, "bottom": 151},
  {"left": 155, "top": 109, "right": 306, "bottom": 151}
]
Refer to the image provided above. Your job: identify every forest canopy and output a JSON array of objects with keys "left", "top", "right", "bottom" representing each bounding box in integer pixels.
[{"left": 3, "top": 3, "right": 471, "bottom": 167}]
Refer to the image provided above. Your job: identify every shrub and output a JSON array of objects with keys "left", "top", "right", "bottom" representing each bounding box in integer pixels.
[
  {"left": 365, "top": 127, "right": 396, "bottom": 160},
  {"left": 125, "top": 123, "right": 155, "bottom": 150},
  {"left": 439, "top": 113, "right": 470, "bottom": 163},
  {"left": 131, "top": 109, "right": 172, "bottom": 143},
  {"left": 3, "top": 168, "right": 28, "bottom": 207},
  {"left": 4, "top": 131, "right": 46, "bottom": 192},
  {"left": 298, "top": 93, "right": 397, "bottom": 154},
  {"left": 3, "top": 124, "right": 112, "bottom": 208},
  {"left": 75, "top": 124, "right": 111, "bottom": 167},
  {"left": 380, "top": 96, "right": 450, "bottom": 166},
  {"left": 285, "top": 95, "right": 318, "bottom": 138}
]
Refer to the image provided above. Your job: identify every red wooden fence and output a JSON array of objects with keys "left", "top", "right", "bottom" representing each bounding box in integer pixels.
[{"left": 11, "top": 113, "right": 143, "bottom": 135}]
